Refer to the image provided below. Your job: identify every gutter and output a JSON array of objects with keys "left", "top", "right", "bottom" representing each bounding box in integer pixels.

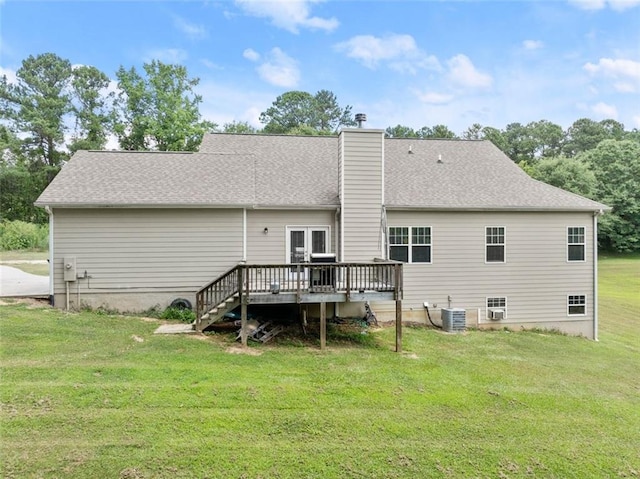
[
  {"left": 385, "top": 205, "right": 612, "bottom": 213},
  {"left": 34, "top": 203, "right": 340, "bottom": 210}
]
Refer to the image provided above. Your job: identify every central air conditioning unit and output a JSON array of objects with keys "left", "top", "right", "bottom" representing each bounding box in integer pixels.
[
  {"left": 441, "top": 308, "right": 466, "bottom": 332},
  {"left": 488, "top": 308, "right": 505, "bottom": 321}
]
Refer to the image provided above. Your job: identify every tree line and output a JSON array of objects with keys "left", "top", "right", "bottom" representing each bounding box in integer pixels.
[{"left": 1, "top": 53, "right": 638, "bottom": 252}]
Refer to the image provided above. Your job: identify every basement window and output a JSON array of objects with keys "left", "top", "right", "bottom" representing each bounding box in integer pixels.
[
  {"left": 486, "top": 297, "right": 507, "bottom": 320},
  {"left": 568, "top": 295, "right": 586, "bottom": 316}
]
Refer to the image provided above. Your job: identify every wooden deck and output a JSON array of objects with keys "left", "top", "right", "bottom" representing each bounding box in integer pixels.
[{"left": 196, "top": 262, "right": 404, "bottom": 351}]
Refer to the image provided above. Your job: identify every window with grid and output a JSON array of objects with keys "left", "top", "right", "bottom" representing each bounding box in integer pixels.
[
  {"left": 568, "top": 295, "right": 586, "bottom": 316},
  {"left": 486, "top": 227, "right": 505, "bottom": 263},
  {"left": 389, "top": 227, "right": 432, "bottom": 263},
  {"left": 487, "top": 297, "right": 507, "bottom": 319},
  {"left": 411, "top": 227, "right": 432, "bottom": 263},
  {"left": 568, "top": 227, "right": 585, "bottom": 261},
  {"left": 487, "top": 297, "right": 506, "bottom": 309}
]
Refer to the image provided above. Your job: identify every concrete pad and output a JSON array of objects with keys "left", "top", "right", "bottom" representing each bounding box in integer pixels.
[
  {"left": 154, "top": 323, "right": 197, "bottom": 334},
  {"left": 0, "top": 265, "right": 49, "bottom": 297}
]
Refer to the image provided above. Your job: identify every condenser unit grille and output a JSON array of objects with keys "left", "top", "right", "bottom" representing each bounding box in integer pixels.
[{"left": 442, "top": 308, "right": 466, "bottom": 332}]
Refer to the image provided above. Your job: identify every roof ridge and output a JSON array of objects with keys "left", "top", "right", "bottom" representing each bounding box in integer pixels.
[{"left": 87, "top": 150, "right": 194, "bottom": 154}]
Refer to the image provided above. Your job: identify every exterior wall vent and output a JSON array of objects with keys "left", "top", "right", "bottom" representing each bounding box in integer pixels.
[{"left": 442, "top": 308, "right": 466, "bottom": 332}]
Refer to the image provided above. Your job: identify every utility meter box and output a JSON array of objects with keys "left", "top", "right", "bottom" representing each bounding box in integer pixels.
[{"left": 63, "top": 256, "right": 77, "bottom": 282}]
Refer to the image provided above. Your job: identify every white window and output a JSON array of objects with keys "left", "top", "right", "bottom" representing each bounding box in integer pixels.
[
  {"left": 568, "top": 295, "right": 586, "bottom": 316},
  {"left": 486, "top": 227, "right": 505, "bottom": 263},
  {"left": 568, "top": 227, "right": 585, "bottom": 262},
  {"left": 389, "top": 226, "right": 432, "bottom": 263},
  {"left": 486, "top": 297, "right": 507, "bottom": 320}
]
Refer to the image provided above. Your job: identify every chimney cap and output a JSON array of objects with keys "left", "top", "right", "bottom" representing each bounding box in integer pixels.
[{"left": 355, "top": 113, "right": 367, "bottom": 128}]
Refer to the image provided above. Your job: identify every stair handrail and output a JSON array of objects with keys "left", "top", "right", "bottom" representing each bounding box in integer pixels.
[{"left": 195, "top": 264, "right": 242, "bottom": 329}]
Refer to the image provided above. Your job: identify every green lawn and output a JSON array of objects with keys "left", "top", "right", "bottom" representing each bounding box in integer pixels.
[
  {"left": 0, "top": 249, "right": 48, "bottom": 262},
  {"left": 0, "top": 249, "right": 49, "bottom": 276},
  {"left": 1, "top": 257, "right": 639, "bottom": 478}
]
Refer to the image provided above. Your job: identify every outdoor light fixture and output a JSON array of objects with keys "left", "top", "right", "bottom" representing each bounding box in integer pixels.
[{"left": 263, "top": 227, "right": 269, "bottom": 234}]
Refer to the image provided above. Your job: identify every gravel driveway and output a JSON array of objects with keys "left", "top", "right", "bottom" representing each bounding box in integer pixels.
[{"left": 0, "top": 265, "right": 49, "bottom": 297}]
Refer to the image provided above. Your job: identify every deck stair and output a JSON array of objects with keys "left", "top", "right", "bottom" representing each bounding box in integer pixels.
[{"left": 198, "top": 295, "right": 240, "bottom": 331}]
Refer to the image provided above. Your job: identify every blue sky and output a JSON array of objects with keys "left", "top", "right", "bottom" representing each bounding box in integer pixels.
[{"left": 1, "top": 0, "right": 639, "bottom": 138}]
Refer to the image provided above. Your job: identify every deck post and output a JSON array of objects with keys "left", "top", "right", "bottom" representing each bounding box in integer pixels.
[
  {"left": 241, "top": 302, "right": 248, "bottom": 347},
  {"left": 320, "top": 302, "right": 326, "bottom": 350},
  {"left": 395, "top": 299, "right": 402, "bottom": 353},
  {"left": 238, "top": 266, "right": 248, "bottom": 347}
]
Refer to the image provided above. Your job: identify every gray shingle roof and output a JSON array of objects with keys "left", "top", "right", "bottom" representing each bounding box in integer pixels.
[
  {"left": 384, "top": 138, "right": 608, "bottom": 211},
  {"left": 35, "top": 132, "right": 608, "bottom": 211}
]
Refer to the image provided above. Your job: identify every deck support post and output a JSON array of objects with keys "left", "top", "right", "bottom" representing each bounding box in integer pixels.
[
  {"left": 395, "top": 299, "right": 402, "bottom": 353},
  {"left": 320, "top": 302, "right": 326, "bottom": 350},
  {"left": 240, "top": 302, "right": 248, "bottom": 347},
  {"left": 238, "top": 266, "right": 248, "bottom": 347}
]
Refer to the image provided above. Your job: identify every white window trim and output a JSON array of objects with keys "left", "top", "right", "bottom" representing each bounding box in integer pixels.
[
  {"left": 567, "top": 294, "right": 587, "bottom": 316},
  {"left": 485, "top": 226, "right": 506, "bottom": 264},
  {"left": 567, "top": 226, "right": 586, "bottom": 263},
  {"left": 388, "top": 226, "right": 433, "bottom": 264},
  {"left": 486, "top": 296, "right": 507, "bottom": 320}
]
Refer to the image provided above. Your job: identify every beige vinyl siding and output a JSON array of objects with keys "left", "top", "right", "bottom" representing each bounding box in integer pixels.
[
  {"left": 385, "top": 210, "right": 595, "bottom": 326},
  {"left": 246, "top": 209, "right": 336, "bottom": 263},
  {"left": 52, "top": 208, "right": 243, "bottom": 295},
  {"left": 340, "top": 129, "right": 384, "bottom": 261}
]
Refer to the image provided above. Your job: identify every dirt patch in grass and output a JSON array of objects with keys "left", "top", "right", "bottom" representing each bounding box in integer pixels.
[
  {"left": 225, "top": 345, "right": 263, "bottom": 356},
  {"left": 0, "top": 297, "right": 50, "bottom": 308}
]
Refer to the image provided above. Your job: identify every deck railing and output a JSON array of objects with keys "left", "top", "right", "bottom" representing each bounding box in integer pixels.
[{"left": 195, "top": 262, "right": 402, "bottom": 324}]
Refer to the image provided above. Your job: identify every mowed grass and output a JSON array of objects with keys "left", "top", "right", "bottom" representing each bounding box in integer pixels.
[
  {"left": 1, "top": 258, "right": 639, "bottom": 478},
  {"left": 0, "top": 249, "right": 48, "bottom": 262},
  {"left": 0, "top": 249, "right": 49, "bottom": 276}
]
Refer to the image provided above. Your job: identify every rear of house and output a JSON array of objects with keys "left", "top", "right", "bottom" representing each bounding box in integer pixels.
[{"left": 36, "top": 128, "right": 608, "bottom": 339}]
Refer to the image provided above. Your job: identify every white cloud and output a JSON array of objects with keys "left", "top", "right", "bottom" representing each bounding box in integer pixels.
[
  {"left": 591, "top": 101, "right": 618, "bottom": 118},
  {"left": 568, "top": 0, "right": 606, "bottom": 10},
  {"left": 0, "top": 66, "right": 17, "bottom": 84},
  {"left": 200, "top": 59, "right": 223, "bottom": 70},
  {"left": 196, "top": 80, "right": 271, "bottom": 129},
  {"left": 523, "top": 40, "right": 544, "bottom": 50},
  {"left": 145, "top": 48, "right": 188, "bottom": 64},
  {"left": 334, "top": 33, "right": 440, "bottom": 72},
  {"left": 413, "top": 90, "right": 454, "bottom": 104},
  {"left": 632, "top": 115, "right": 640, "bottom": 128},
  {"left": 243, "top": 48, "right": 260, "bottom": 62},
  {"left": 173, "top": 15, "right": 208, "bottom": 40},
  {"left": 234, "top": 0, "right": 338, "bottom": 33},
  {"left": 568, "top": 0, "right": 640, "bottom": 10},
  {"left": 584, "top": 57, "right": 640, "bottom": 92},
  {"left": 447, "top": 54, "right": 493, "bottom": 89},
  {"left": 255, "top": 47, "right": 300, "bottom": 87}
]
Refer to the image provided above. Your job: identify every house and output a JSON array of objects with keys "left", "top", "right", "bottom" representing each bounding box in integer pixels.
[{"left": 35, "top": 126, "right": 609, "bottom": 342}]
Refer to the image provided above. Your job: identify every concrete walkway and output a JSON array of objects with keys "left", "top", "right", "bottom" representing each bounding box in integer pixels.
[{"left": 0, "top": 265, "right": 49, "bottom": 297}]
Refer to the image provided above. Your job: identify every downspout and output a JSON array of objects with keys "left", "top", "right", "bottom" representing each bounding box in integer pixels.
[
  {"left": 380, "top": 131, "right": 385, "bottom": 259},
  {"left": 593, "top": 210, "right": 601, "bottom": 341},
  {"left": 339, "top": 134, "right": 345, "bottom": 263},
  {"left": 335, "top": 208, "right": 341, "bottom": 317},
  {"left": 242, "top": 208, "right": 247, "bottom": 262},
  {"left": 45, "top": 206, "right": 54, "bottom": 305}
]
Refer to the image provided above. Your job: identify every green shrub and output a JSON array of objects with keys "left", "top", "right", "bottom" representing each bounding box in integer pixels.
[
  {"left": 0, "top": 220, "right": 49, "bottom": 250},
  {"left": 160, "top": 306, "right": 195, "bottom": 323}
]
